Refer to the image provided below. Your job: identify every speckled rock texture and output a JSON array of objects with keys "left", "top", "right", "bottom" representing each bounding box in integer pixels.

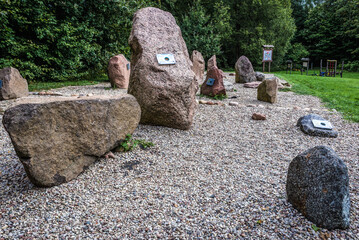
[
  {"left": 128, "top": 7, "right": 197, "bottom": 130},
  {"left": 286, "top": 146, "right": 350, "bottom": 230},
  {"left": 255, "top": 72, "right": 265, "bottom": 81},
  {"left": 2, "top": 95, "right": 141, "bottom": 187},
  {"left": 191, "top": 50, "right": 205, "bottom": 83},
  {"left": 108, "top": 54, "right": 131, "bottom": 89},
  {"left": 0, "top": 67, "right": 29, "bottom": 100},
  {"left": 297, "top": 114, "right": 338, "bottom": 138},
  {"left": 257, "top": 78, "right": 278, "bottom": 103},
  {"left": 235, "top": 56, "right": 256, "bottom": 83}
]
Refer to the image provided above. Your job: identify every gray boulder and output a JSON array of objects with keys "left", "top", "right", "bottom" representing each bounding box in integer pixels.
[
  {"left": 2, "top": 95, "right": 141, "bottom": 187},
  {"left": 297, "top": 114, "right": 338, "bottom": 138},
  {"left": 128, "top": 7, "right": 198, "bottom": 130},
  {"left": 235, "top": 56, "right": 256, "bottom": 83},
  {"left": 286, "top": 146, "right": 350, "bottom": 230},
  {"left": 0, "top": 67, "right": 29, "bottom": 100},
  {"left": 255, "top": 72, "right": 265, "bottom": 81}
]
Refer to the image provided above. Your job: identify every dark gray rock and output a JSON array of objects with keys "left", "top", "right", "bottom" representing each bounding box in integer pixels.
[
  {"left": 286, "top": 146, "right": 350, "bottom": 230},
  {"left": 297, "top": 114, "right": 338, "bottom": 138}
]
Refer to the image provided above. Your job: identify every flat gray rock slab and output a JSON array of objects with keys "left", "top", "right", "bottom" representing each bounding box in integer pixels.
[{"left": 297, "top": 114, "right": 338, "bottom": 138}]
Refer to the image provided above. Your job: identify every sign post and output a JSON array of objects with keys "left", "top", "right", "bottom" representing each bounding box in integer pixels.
[{"left": 262, "top": 45, "right": 274, "bottom": 73}]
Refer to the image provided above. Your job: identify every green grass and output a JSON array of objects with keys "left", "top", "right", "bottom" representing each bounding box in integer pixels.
[
  {"left": 274, "top": 71, "right": 359, "bottom": 122},
  {"left": 28, "top": 74, "right": 108, "bottom": 92}
]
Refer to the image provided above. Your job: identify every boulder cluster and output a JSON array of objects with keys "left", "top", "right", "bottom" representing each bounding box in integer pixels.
[{"left": 0, "top": 6, "right": 350, "bottom": 230}]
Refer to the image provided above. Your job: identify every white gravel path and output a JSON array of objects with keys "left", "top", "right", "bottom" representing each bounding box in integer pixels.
[{"left": 0, "top": 74, "right": 358, "bottom": 239}]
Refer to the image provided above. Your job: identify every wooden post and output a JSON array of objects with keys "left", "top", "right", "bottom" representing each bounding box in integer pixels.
[
  {"left": 341, "top": 61, "right": 344, "bottom": 78},
  {"left": 263, "top": 62, "right": 265, "bottom": 72},
  {"left": 320, "top": 59, "right": 322, "bottom": 73},
  {"left": 269, "top": 62, "right": 271, "bottom": 73},
  {"left": 326, "top": 60, "right": 328, "bottom": 75},
  {"left": 307, "top": 60, "right": 309, "bottom": 75},
  {"left": 334, "top": 61, "right": 337, "bottom": 77},
  {"left": 290, "top": 62, "right": 292, "bottom": 74}
]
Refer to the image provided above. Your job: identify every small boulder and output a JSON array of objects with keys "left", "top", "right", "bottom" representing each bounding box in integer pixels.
[
  {"left": 244, "top": 81, "right": 262, "bottom": 88},
  {"left": 2, "top": 95, "right": 141, "bottom": 187},
  {"left": 0, "top": 67, "right": 29, "bottom": 100},
  {"left": 191, "top": 50, "right": 205, "bottom": 82},
  {"left": 286, "top": 146, "right": 350, "bottom": 230},
  {"left": 255, "top": 72, "right": 265, "bottom": 81},
  {"left": 257, "top": 78, "right": 278, "bottom": 103},
  {"left": 235, "top": 56, "right": 256, "bottom": 83},
  {"left": 108, "top": 54, "right": 131, "bottom": 89},
  {"left": 297, "top": 114, "right": 338, "bottom": 138},
  {"left": 223, "top": 81, "right": 234, "bottom": 92},
  {"left": 229, "top": 102, "right": 239, "bottom": 106},
  {"left": 128, "top": 7, "right": 197, "bottom": 130},
  {"left": 252, "top": 113, "right": 266, "bottom": 120},
  {"left": 200, "top": 66, "right": 226, "bottom": 97}
]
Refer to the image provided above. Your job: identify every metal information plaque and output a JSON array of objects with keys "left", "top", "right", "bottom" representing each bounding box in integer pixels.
[
  {"left": 156, "top": 54, "right": 176, "bottom": 65},
  {"left": 126, "top": 63, "right": 130, "bottom": 70},
  {"left": 206, "top": 78, "right": 215, "bottom": 86},
  {"left": 0, "top": 80, "right": 2, "bottom": 89},
  {"left": 312, "top": 119, "right": 333, "bottom": 130}
]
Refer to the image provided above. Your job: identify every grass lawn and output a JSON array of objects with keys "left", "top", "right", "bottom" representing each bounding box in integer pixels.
[
  {"left": 274, "top": 71, "right": 359, "bottom": 122},
  {"left": 28, "top": 74, "right": 108, "bottom": 92}
]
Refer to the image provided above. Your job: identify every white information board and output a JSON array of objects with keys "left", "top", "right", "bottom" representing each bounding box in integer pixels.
[{"left": 156, "top": 54, "right": 176, "bottom": 65}]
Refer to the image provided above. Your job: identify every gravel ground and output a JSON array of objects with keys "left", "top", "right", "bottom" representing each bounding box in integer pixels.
[{"left": 0, "top": 74, "right": 358, "bottom": 239}]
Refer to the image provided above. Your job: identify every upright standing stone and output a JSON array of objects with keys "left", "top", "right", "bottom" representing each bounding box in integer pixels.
[
  {"left": 0, "top": 67, "right": 29, "bottom": 100},
  {"left": 191, "top": 50, "right": 205, "bottom": 82},
  {"left": 200, "top": 66, "right": 226, "bottom": 97},
  {"left": 257, "top": 78, "right": 278, "bottom": 103},
  {"left": 128, "top": 7, "right": 198, "bottom": 130},
  {"left": 207, "top": 55, "right": 217, "bottom": 70},
  {"left": 286, "top": 146, "right": 350, "bottom": 230},
  {"left": 108, "top": 54, "right": 131, "bottom": 89},
  {"left": 235, "top": 56, "right": 256, "bottom": 83},
  {"left": 2, "top": 95, "right": 141, "bottom": 187}
]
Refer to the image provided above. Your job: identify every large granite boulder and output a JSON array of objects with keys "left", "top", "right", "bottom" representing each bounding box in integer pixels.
[
  {"left": 128, "top": 7, "right": 197, "bottom": 130},
  {"left": 200, "top": 66, "right": 226, "bottom": 97},
  {"left": 108, "top": 54, "right": 131, "bottom": 89},
  {"left": 297, "top": 114, "right": 338, "bottom": 138},
  {"left": 191, "top": 50, "right": 205, "bottom": 82},
  {"left": 2, "top": 95, "right": 141, "bottom": 187},
  {"left": 0, "top": 67, "right": 29, "bottom": 100},
  {"left": 257, "top": 78, "right": 278, "bottom": 103},
  {"left": 235, "top": 56, "right": 256, "bottom": 83},
  {"left": 286, "top": 146, "right": 350, "bottom": 230}
]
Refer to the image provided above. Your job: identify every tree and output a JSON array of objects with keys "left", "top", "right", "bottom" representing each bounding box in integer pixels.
[
  {"left": 224, "top": 0, "right": 296, "bottom": 69},
  {"left": 0, "top": 0, "right": 157, "bottom": 82},
  {"left": 302, "top": 0, "right": 359, "bottom": 65}
]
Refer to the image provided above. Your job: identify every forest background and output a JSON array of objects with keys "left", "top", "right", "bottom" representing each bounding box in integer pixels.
[{"left": 0, "top": 0, "right": 358, "bottom": 82}]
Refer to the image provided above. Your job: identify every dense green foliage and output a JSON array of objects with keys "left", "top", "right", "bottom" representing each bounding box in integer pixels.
[
  {"left": 289, "top": 0, "right": 359, "bottom": 70},
  {"left": 0, "top": 0, "right": 156, "bottom": 82},
  {"left": 276, "top": 71, "right": 359, "bottom": 122},
  {"left": 0, "top": 0, "right": 358, "bottom": 82}
]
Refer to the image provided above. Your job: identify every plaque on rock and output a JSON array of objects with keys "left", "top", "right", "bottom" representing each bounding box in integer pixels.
[
  {"left": 312, "top": 119, "right": 333, "bottom": 130},
  {"left": 156, "top": 54, "right": 176, "bottom": 65},
  {"left": 206, "top": 78, "right": 215, "bottom": 86},
  {"left": 126, "top": 63, "right": 130, "bottom": 70},
  {"left": 0, "top": 80, "right": 2, "bottom": 89}
]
